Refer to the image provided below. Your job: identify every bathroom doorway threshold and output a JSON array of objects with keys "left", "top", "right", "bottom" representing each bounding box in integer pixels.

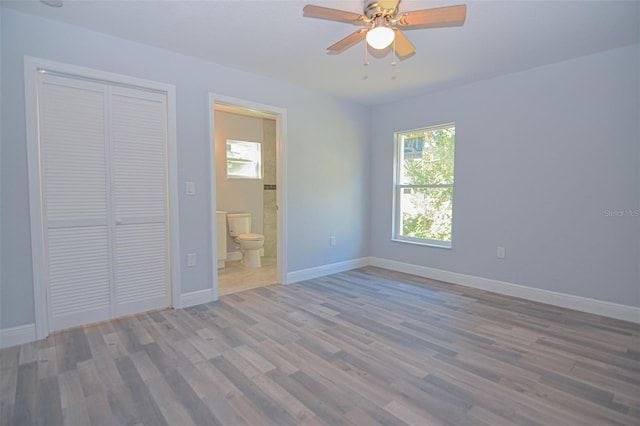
[{"left": 218, "top": 258, "right": 278, "bottom": 296}]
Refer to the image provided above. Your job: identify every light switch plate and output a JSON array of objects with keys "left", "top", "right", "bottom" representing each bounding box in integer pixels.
[{"left": 185, "top": 181, "right": 196, "bottom": 195}]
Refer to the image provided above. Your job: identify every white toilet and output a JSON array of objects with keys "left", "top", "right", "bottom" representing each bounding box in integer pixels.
[{"left": 227, "top": 212, "right": 264, "bottom": 268}]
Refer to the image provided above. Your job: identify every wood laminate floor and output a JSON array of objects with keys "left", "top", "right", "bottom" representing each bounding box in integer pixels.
[{"left": 1, "top": 266, "right": 639, "bottom": 425}]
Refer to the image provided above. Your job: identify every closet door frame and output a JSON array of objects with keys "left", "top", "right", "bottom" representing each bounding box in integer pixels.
[{"left": 24, "top": 56, "right": 182, "bottom": 340}]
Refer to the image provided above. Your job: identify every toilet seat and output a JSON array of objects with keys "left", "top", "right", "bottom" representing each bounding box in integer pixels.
[{"left": 238, "top": 233, "right": 264, "bottom": 241}]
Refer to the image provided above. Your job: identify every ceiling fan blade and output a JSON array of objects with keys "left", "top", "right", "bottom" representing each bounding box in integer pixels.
[
  {"left": 327, "top": 29, "right": 367, "bottom": 54},
  {"left": 396, "top": 4, "right": 467, "bottom": 29},
  {"left": 393, "top": 29, "right": 416, "bottom": 58},
  {"left": 303, "top": 5, "right": 366, "bottom": 24}
]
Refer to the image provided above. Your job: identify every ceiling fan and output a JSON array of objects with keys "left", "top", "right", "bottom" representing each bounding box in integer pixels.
[{"left": 303, "top": 0, "right": 467, "bottom": 59}]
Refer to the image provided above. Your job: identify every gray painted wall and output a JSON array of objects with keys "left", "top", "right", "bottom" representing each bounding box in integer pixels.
[
  {"left": 0, "top": 8, "right": 370, "bottom": 329},
  {"left": 370, "top": 44, "right": 640, "bottom": 307}
]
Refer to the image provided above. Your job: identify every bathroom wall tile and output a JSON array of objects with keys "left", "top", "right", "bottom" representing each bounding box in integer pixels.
[
  {"left": 263, "top": 190, "right": 277, "bottom": 258},
  {"left": 263, "top": 118, "right": 277, "bottom": 185}
]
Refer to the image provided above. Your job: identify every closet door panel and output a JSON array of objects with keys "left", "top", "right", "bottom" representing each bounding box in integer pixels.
[
  {"left": 41, "top": 80, "right": 108, "bottom": 223},
  {"left": 111, "top": 88, "right": 170, "bottom": 314},
  {"left": 114, "top": 223, "right": 168, "bottom": 316},
  {"left": 47, "top": 227, "right": 111, "bottom": 330},
  {"left": 39, "top": 76, "right": 112, "bottom": 331},
  {"left": 111, "top": 90, "right": 167, "bottom": 222}
]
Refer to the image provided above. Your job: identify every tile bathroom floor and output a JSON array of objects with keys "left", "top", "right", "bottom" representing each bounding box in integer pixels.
[{"left": 217, "top": 257, "right": 278, "bottom": 295}]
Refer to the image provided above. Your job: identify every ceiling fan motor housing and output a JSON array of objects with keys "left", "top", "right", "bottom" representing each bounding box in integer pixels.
[{"left": 363, "top": 0, "right": 399, "bottom": 20}]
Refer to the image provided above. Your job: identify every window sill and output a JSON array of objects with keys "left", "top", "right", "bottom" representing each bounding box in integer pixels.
[{"left": 391, "top": 237, "right": 452, "bottom": 249}]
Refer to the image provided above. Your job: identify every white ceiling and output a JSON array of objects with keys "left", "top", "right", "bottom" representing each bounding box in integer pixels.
[{"left": 4, "top": 0, "right": 640, "bottom": 105}]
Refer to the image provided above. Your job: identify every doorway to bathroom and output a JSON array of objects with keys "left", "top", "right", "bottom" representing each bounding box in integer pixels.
[{"left": 210, "top": 94, "right": 286, "bottom": 297}]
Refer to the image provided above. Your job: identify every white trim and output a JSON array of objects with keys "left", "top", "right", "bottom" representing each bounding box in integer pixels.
[
  {"left": 208, "top": 93, "right": 219, "bottom": 302},
  {"left": 24, "top": 57, "right": 48, "bottom": 340},
  {"left": 166, "top": 83, "right": 182, "bottom": 309},
  {"left": 23, "top": 56, "right": 181, "bottom": 338},
  {"left": 180, "top": 288, "right": 215, "bottom": 309},
  {"left": 209, "top": 94, "right": 288, "bottom": 290},
  {"left": 276, "top": 111, "right": 288, "bottom": 285},
  {"left": 5, "top": 256, "right": 636, "bottom": 348},
  {"left": 369, "top": 257, "right": 640, "bottom": 324},
  {"left": 392, "top": 123, "right": 456, "bottom": 248},
  {"left": 0, "top": 324, "right": 37, "bottom": 349},
  {"left": 286, "top": 258, "right": 370, "bottom": 284}
]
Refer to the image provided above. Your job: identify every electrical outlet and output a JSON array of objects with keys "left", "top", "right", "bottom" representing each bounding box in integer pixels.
[
  {"left": 497, "top": 246, "right": 505, "bottom": 259},
  {"left": 185, "top": 181, "right": 196, "bottom": 195},
  {"left": 330, "top": 236, "right": 336, "bottom": 246},
  {"left": 187, "top": 252, "right": 197, "bottom": 266}
]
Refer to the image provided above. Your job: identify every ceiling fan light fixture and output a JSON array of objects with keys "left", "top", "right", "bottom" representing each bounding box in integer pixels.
[{"left": 366, "top": 18, "right": 395, "bottom": 50}]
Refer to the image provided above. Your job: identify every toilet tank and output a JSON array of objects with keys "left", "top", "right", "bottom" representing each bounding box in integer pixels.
[{"left": 227, "top": 213, "right": 251, "bottom": 237}]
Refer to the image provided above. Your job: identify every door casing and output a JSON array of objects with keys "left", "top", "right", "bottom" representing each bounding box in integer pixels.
[{"left": 209, "top": 93, "right": 288, "bottom": 298}]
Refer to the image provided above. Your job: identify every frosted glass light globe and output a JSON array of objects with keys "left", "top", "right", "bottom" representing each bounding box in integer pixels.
[{"left": 366, "top": 26, "right": 394, "bottom": 50}]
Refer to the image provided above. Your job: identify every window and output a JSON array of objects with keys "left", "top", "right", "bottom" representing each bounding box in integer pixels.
[
  {"left": 393, "top": 123, "right": 455, "bottom": 247},
  {"left": 226, "top": 140, "right": 262, "bottom": 179}
]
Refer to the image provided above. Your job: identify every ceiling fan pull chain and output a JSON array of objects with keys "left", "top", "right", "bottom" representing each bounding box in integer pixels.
[
  {"left": 363, "top": 41, "right": 370, "bottom": 79},
  {"left": 392, "top": 37, "right": 398, "bottom": 66},
  {"left": 390, "top": 38, "right": 397, "bottom": 80},
  {"left": 364, "top": 40, "right": 370, "bottom": 65}
]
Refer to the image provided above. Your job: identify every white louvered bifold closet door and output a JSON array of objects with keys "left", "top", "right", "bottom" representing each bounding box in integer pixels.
[
  {"left": 111, "top": 88, "right": 169, "bottom": 317},
  {"left": 40, "top": 76, "right": 112, "bottom": 331},
  {"left": 38, "top": 74, "right": 170, "bottom": 332}
]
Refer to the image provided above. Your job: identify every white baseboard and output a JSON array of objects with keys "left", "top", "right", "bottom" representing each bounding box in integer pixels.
[
  {"left": 3, "top": 258, "right": 635, "bottom": 350},
  {"left": 1, "top": 290, "right": 216, "bottom": 348},
  {"left": 369, "top": 257, "right": 640, "bottom": 324},
  {"left": 286, "top": 257, "right": 370, "bottom": 284},
  {"left": 180, "top": 288, "right": 216, "bottom": 308},
  {"left": 0, "top": 323, "right": 37, "bottom": 349}
]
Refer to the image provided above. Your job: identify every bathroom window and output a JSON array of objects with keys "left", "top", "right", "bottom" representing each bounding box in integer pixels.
[
  {"left": 393, "top": 123, "right": 455, "bottom": 248},
  {"left": 226, "top": 140, "right": 262, "bottom": 179}
]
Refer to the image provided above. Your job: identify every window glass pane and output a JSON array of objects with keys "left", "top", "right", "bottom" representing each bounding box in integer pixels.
[
  {"left": 399, "top": 187, "right": 453, "bottom": 241},
  {"left": 227, "top": 140, "right": 262, "bottom": 179},
  {"left": 399, "top": 126, "right": 454, "bottom": 186}
]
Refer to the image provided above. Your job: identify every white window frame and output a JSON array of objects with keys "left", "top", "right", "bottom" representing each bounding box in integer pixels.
[{"left": 392, "top": 123, "right": 455, "bottom": 249}]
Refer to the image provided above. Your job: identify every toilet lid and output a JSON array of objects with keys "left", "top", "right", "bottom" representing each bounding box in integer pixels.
[{"left": 238, "top": 233, "right": 264, "bottom": 241}]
